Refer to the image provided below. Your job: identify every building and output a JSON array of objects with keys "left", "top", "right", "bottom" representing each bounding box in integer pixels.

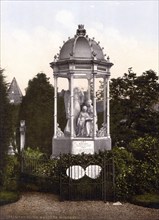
[{"left": 8, "top": 77, "right": 23, "bottom": 104}]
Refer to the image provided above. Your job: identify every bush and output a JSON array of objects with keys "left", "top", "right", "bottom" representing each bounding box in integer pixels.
[
  {"left": 129, "top": 136, "right": 159, "bottom": 194},
  {"left": 19, "top": 137, "right": 159, "bottom": 201},
  {"left": 21, "top": 148, "right": 60, "bottom": 193},
  {"left": 0, "top": 191, "right": 20, "bottom": 206},
  {"left": 2, "top": 155, "right": 20, "bottom": 191},
  {"left": 131, "top": 193, "right": 159, "bottom": 209},
  {"left": 23, "top": 147, "right": 46, "bottom": 160},
  {"left": 112, "top": 147, "right": 136, "bottom": 200},
  {"left": 113, "top": 136, "right": 159, "bottom": 199}
]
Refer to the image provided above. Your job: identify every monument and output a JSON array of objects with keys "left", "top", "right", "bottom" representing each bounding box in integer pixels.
[
  {"left": 50, "top": 25, "right": 113, "bottom": 156},
  {"left": 20, "top": 120, "right": 26, "bottom": 151}
]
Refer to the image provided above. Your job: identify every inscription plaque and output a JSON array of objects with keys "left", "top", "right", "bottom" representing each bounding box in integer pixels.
[{"left": 72, "top": 140, "right": 94, "bottom": 155}]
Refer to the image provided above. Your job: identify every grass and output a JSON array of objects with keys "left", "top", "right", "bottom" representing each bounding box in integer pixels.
[
  {"left": 0, "top": 191, "right": 20, "bottom": 206},
  {"left": 131, "top": 193, "right": 159, "bottom": 209}
]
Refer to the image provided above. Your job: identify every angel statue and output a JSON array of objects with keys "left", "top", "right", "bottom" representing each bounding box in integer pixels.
[{"left": 64, "top": 87, "right": 84, "bottom": 136}]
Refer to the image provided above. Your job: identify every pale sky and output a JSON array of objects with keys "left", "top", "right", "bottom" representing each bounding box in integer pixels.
[{"left": 1, "top": 0, "right": 158, "bottom": 94}]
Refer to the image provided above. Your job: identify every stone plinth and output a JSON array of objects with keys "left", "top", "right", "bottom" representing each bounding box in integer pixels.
[{"left": 52, "top": 137, "right": 111, "bottom": 157}]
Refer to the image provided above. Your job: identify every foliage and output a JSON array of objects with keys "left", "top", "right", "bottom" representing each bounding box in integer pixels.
[
  {"left": 23, "top": 147, "right": 45, "bottom": 160},
  {"left": 112, "top": 147, "right": 135, "bottom": 200},
  {"left": 97, "top": 69, "right": 159, "bottom": 147},
  {"left": 2, "top": 156, "right": 20, "bottom": 192},
  {"left": 0, "top": 69, "right": 12, "bottom": 185},
  {"left": 113, "top": 136, "right": 159, "bottom": 199},
  {"left": 19, "top": 73, "right": 54, "bottom": 155},
  {"left": 0, "top": 191, "right": 20, "bottom": 206},
  {"left": 128, "top": 136, "right": 159, "bottom": 194},
  {"left": 131, "top": 193, "right": 159, "bottom": 208},
  {"left": 19, "top": 135, "right": 159, "bottom": 200},
  {"left": 112, "top": 69, "right": 159, "bottom": 147},
  {"left": 21, "top": 147, "right": 59, "bottom": 193},
  {"left": 9, "top": 104, "right": 21, "bottom": 153}
]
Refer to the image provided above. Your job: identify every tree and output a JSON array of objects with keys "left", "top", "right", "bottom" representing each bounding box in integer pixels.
[
  {"left": 0, "top": 69, "right": 12, "bottom": 184},
  {"left": 19, "top": 73, "right": 54, "bottom": 155},
  {"left": 98, "top": 69, "right": 159, "bottom": 147}
]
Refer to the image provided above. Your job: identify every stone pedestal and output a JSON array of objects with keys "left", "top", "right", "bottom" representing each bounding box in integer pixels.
[{"left": 52, "top": 137, "right": 111, "bottom": 157}]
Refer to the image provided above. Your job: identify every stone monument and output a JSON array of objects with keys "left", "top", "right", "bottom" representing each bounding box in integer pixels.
[
  {"left": 50, "top": 25, "right": 113, "bottom": 156},
  {"left": 20, "top": 120, "right": 26, "bottom": 151}
]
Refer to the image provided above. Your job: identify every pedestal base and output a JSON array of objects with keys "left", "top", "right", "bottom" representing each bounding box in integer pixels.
[{"left": 52, "top": 137, "right": 111, "bottom": 157}]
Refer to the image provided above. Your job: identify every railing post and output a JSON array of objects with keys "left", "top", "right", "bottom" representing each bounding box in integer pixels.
[{"left": 112, "top": 157, "right": 116, "bottom": 202}]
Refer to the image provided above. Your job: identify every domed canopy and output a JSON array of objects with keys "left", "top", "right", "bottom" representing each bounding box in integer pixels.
[
  {"left": 59, "top": 25, "right": 105, "bottom": 61},
  {"left": 50, "top": 25, "right": 113, "bottom": 79}
]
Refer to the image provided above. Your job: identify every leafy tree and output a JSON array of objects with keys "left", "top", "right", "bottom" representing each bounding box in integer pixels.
[
  {"left": 0, "top": 69, "right": 12, "bottom": 185},
  {"left": 97, "top": 69, "right": 159, "bottom": 147},
  {"left": 19, "top": 73, "right": 54, "bottom": 155}
]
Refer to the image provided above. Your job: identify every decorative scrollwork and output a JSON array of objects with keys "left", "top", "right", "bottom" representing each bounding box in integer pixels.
[
  {"left": 97, "top": 123, "right": 107, "bottom": 137},
  {"left": 57, "top": 124, "right": 64, "bottom": 137}
]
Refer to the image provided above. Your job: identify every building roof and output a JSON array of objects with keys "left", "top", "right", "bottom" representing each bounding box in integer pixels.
[
  {"left": 8, "top": 77, "right": 23, "bottom": 104},
  {"left": 59, "top": 25, "right": 105, "bottom": 61}
]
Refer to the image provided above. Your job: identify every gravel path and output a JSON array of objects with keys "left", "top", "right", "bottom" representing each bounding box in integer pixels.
[{"left": 0, "top": 192, "right": 159, "bottom": 220}]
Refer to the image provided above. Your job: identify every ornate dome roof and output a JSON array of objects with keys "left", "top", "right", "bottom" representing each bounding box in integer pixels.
[
  {"left": 50, "top": 25, "right": 113, "bottom": 79},
  {"left": 59, "top": 25, "right": 105, "bottom": 61}
]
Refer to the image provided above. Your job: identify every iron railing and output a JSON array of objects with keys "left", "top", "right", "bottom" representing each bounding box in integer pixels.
[{"left": 21, "top": 155, "right": 115, "bottom": 202}]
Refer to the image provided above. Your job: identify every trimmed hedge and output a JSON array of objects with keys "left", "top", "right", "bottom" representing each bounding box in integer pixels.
[
  {"left": 131, "top": 193, "right": 159, "bottom": 209},
  {"left": 0, "top": 191, "right": 20, "bottom": 206}
]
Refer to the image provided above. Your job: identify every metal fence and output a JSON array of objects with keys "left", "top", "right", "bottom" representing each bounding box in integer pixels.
[
  {"left": 21, "top": 155, "right": 115, "bottom": 202},
  {"left": 59, "top": 156, "right": 115, "bottom": 202}
]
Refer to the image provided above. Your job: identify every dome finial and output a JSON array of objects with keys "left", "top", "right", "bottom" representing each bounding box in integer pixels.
[{"left": 76, "top": 24, "right": 86, "bottom": 36}]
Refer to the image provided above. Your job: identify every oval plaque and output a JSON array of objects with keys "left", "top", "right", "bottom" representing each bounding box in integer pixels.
[
  {"left": 66, "top": 165, "right": 85, "bottom": 180},
  {"left": 85, "top": 165, "right": 102, "bottom": 179}
]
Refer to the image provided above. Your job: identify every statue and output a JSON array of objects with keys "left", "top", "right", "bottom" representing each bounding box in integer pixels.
[
  {"left": 77, "top": 106, "right": 90, "bottom": 137},
  {"left": 64, "top": 87, "right": 84, "bottom": 136},
  {"left": 85, "top": 99, "right": 94, "bottom": 137},
  {"left": 86, "top": 99, "right": 98, "bottom": 137},
  {"left": 76, "top": 99, "right": 98, "bottom": 137}
]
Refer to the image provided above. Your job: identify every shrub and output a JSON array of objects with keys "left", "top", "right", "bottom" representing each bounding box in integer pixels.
[
  {"left": 129, "top": 136, "right": 159, "bottom": 194},
  {"left": 131, "top": 193, "right": 159, "bottom": 209},
  {"left": 23, "top": 147, "right": 46, "bottom": 160},
  {"left": 112, "top": 147, "right": 136, "bottom": 200},
  {"left": 19, "top": 137, "right": 159, "bottom": 201},
  {"left": 0, "top": 191, "right": 20, "bottom": 206},
  {"left": 2, "top": 155, "right": 20, "bottom": 192}
]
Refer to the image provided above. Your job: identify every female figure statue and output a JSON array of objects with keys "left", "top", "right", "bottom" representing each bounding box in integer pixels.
[{"left": 77, "top": 106, "right": 89, "bottom": 137}]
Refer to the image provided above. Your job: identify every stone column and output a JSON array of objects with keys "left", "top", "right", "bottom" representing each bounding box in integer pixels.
[
  {"left": 103, "top": 77, "right": 107, "bottom": 127},
  {"left": 54, "top": 76, "right": 58, "bottom": 138},
  {"left": 20, "top": 120, "right": 26, "bottom": 151},
  {"left": 93, "top": 73, "right": 97, "bottom": 138},
  {"left": 87, "top": 78, "right": 91, "bottom": 100},
  {"left": 106, "top": 76, "right": 110, "bottom": 137},
  {"left": 70, "top": 74, "right": 74, "bottom": 138}
]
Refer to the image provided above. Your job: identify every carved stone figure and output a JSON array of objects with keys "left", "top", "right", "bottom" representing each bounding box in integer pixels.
[
  {"left": 77, "top": 106, "right": 90, "bottom": 136},
  {"left": 86, "top": 99, "right": 98, "bottom": 137},
  {"left": 64, "top": 87, "right": 84, "bottom": 136}
]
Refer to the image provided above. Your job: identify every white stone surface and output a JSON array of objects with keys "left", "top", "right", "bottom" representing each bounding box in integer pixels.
[
  {"left": 72, "top": 140, "right": 94, "bottom": 155},
  {"left": 113, "top": 201, "right": 122, "bottom": 206}
]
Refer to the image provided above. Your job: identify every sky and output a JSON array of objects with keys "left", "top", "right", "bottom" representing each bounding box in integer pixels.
[{"left": 1, "top": 0, "right": 159, "bottom": 94}]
